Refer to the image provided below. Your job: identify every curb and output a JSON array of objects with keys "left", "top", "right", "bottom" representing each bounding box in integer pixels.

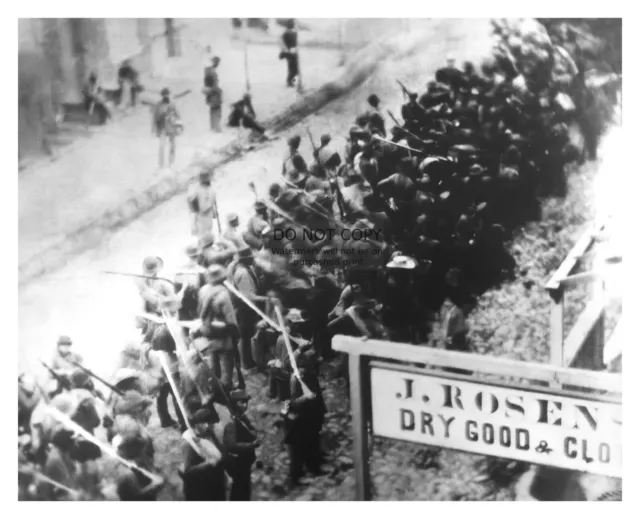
[{"left": 19, "top": 35, "right": 416, "bottom": 287}]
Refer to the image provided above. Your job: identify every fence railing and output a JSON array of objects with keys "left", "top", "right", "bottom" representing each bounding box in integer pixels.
[{"left": 545, "top": 223, "right": 607, "bottom": 375}]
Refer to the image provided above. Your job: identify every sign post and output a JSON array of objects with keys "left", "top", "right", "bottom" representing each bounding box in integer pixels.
[
  {"left": 333, "top": 335, "right": 622, "bottom": 500},
  {"left": 349, "top": 352, "right": 372, "bottom": 501}
]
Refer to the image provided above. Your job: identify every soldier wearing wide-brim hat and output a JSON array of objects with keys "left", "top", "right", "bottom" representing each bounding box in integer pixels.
[
  {"left": 114, "top": 425, "right": 165, "bottom": 501},
  {"left": 191, "top": 264, "right": 240, "bottom": 393},
  {"left": 113, "top": 367, "right": 145, "bottom": 394},
  {"left": 48, "top": 335, "right": 83, "bottom": 395},
  {"left": 228, "top": 242, "right": 263, "bottom": 372},
  {"left": 137, "top": 256, "right": 175, "bottom": 317}
]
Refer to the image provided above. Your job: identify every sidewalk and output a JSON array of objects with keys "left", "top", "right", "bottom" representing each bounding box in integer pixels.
[{"left": 19, "top": 43, "right": 342, "bottom": 283}]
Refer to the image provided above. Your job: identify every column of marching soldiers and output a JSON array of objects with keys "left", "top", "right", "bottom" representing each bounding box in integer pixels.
[{"left": 18, "top": 22, "right": 616, "bottom": 500}]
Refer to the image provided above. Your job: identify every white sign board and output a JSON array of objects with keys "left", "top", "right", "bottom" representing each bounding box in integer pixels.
[{"left": 371, "top": 366, "right": 622, "bottom": 478}]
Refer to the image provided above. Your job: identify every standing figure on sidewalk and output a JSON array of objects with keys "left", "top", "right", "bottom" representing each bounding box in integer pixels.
[
  {"left": 187, "top": 169, "right": 219, "bottom": 240},
  {"left": 118, "top": 59, "right": 142, "bottom": 108},
  {"left": 280, "top": 19, "right": 299, "bottom": 88},
  {"left": 152, "top": 88, "right": 182, "bottom": 169},
  {"left": 204, "top": 56, "right": 223, "bottom": 132}
]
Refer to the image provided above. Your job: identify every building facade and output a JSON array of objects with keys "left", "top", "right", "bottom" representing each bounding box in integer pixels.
[{"left": 18, "top": 18, "right": 171, "bottom": 159}]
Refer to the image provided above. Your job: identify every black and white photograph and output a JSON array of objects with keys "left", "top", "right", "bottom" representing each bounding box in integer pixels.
[{"left": 15, "top": 13, "right": 624, "bottom": 502}]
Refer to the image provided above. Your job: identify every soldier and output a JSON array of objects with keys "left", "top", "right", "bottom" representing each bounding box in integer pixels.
[
  {"left": 49, "top": 336, "right": 83, "bottom": 393},
  {"left": 286, "top": 155, "right": 310, "bottom": 190},
  {"left": 114, "top": 428, "right": 165, "bottom": 501},
  {"left": 223, "top": 389, "right": 260, "bottom": 501},
  {"left": 316, "top": 133, "right": 342, "bottom": 172},
  {"left": 199, "top": 233, "right": 236, "bottom": 268},
  {"left": 223, "top": 213, "right": 249, "bottom": 250},
  {"left": 204, "top": 56, "right": 223, "bottom": 132},
  {"left": 175, "top": 241, "right": 207, "bottom": 323},
  {"left": 282, "top": 135, "right": 306, "bottom": 177},
  {"left": 268, "top": 309, "right": 313, "bottom": 401},
  {"left": 83, "top": 72, "right": 111, "bottom": 124},
  {"left": 243, "top": 201, "right": 270, "bottom": 251},
  {"left": 18, "top": 374, "right": 41, "bottom": 436},
  {"left": 136, "top": 256, "right": 175, "bottom": 316},
  {"left": 228, "top": 245, "right": 264, "bottom": 371},
  {"left": 191, "top": 265, "right": 242, "bottom": 393},
  {"left": 37, "top": 426, "right": 83, "bottom": 501},
  {"left": 283, "top": 350, "right": 327, "bottom": 487},
  {"left": 382, "top": 254, "right": 426, "bottom": 343},
  {"left": 443, "top": 292, "right": 472, "bottom": 353},
  {"left": 280, "top": 19, "right": 299, "bottom": 87},
  {"left": 327, "top": 295, "right": 388, "bottom": 340},
  {"left": 346, "top": 115, "right": 372, "bottom": 164},
  {"left": 117, "top": 59, "right": 142, "bottom": 109},
  {"left": 366, "top": 94, "right": 386, "bottom": 137},
  {"left": 228, "top": 94, "right": 267, "bottom": 139},
  {"left": 152, "top": 87, "right": 182, "bottom": 168},
  {"left": 187, "top": 170, "right": 219, "bottom": 241},
  {"left": 106, "top": 390, "right": 155, "bottom": 465}
]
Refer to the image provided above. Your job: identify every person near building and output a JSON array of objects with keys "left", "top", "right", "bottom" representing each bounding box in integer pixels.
[
  {"left": 280, "top": 19, "right": 299, "bottom": 87},
  {"left": 204, "top": 56, "right": 223, "bottom": 132},
  {"left": 117, "top": 59, "right": 142, "bottom": 108},
  {"left": 136, "top": 256, "right": 175, "bottom": 316},
  {"left": 83, "top": 72, "right": 111, "bottom": 124}
]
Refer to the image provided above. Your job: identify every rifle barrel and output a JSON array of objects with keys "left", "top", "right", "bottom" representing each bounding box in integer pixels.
[{"left": 68, "top": 360, "right": 124, "bottom": 396}]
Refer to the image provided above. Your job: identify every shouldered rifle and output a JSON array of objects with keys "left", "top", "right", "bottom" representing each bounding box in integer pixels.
[
  {"left": 67, "top": 359, "right": 125, "bottom": 398},
  {"left": 386, "top": 111, "right": 429, "bottom": 145},
  {"left": 396, "top": 79, "right": 412, "bottom": 98},
  {"left": 306, "top": 126, "right": 319, "bottom": 157},
  {"left": 372, "top": 134, "right": 423, "bottom": 154},
  {"left": 45, "top": 406, "right": 164, "bottom": 485},
  {"left": 103, "top": 270, "right": 178, "bottom": 288},
  {"left": 213, "top": 192, "right": 222, "bottom": 235},
  {"left": 40, "top": 360, "right": 71, "bottom": 392}
]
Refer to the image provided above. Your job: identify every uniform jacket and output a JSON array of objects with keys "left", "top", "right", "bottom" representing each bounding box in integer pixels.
[
  {"left": 153, "top": 100, "right": 180, "bottom": 137},
  {"left": 197, "top": 284, "right": 239, "bottom": 351},
  {"left": 136, "top": 278, "right": 175, "bottom": 315},
  {"left": 50, "top": 350, "right": 83, "bottom": 377},
  {"left": 204, "top": 67, "right": 223, "bottom": 108}
]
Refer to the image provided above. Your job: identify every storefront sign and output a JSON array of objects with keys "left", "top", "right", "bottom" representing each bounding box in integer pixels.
[{"left": 371, "top": 366, "right": 622, "bottom": 478}]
